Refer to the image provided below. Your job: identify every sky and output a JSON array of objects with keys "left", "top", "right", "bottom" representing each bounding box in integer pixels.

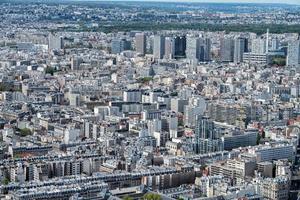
[{"left": 102, "top": 0, "right": 300, "bottom": 5}]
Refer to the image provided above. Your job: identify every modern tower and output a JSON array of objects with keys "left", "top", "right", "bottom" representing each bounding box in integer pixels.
[
  {"left": 220, "top": 37, "right": 234, "bottom": 62},
  {"left": 234, "top": 37, "right": 247, "bottom": 64},
  {"left": 164, "top": 37, "right": 175, "bottom": 59},
  {"left": 135, "top": 33, "right": 146, "bottom": 55},
  {"left": 287, "top": 39, "right": 300, "bottom": 68},
  {"left": 153, "top": 35, "right": 165, "bottom": 59},
  {"left": 174, "top": 36, "right": 186, "bottom": 59},
  {"left": 251, "top": 38, "right": 266, "bottom": 54}
]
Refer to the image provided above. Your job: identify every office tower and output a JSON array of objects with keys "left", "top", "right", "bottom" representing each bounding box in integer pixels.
[
  {"left": 203, "top": 38, "right": 211, "bottom": 61},
  {"left": 194, "top": 116, "right": 223, "bottom": 154},
  {"left": 220, "top": 37, "right": 234, "bottom": 62},
  {"left": 271, "top": 38, "right": 279, "bottom": 50},
  {"left": 48, "top": 33, "right": 63, "bottom": 51},
  {"left": 153, "top": 35, "right": 165, "bottom": 59},
  {"left": 186, "top": 36, "right": 210, "bottom": 63},
  {"left": 135, "top": 33, "right": 146, "bottom": 55},
  {"left": 234, "top": 37, "right": 247, "bottom": 63},
  {"left": 174, "top": 35, "right": 186, "bottom": 59},
  {"left": 111, "top": 38, "right": 131, "bottom": 54},
  {"left": 186, "top": 36, "right": 199, "bottom": 63},
  {"left": 287, "top": 39, "right": 300, "bottom": 67},
  {"left": 195, "top": 116, "right": 216, "bottom": 140},
  {"left": 251, "top": 38, "right": 266, "bottom": 54},
  {"left": 71, "top": 57, "right": 83, "bottom": 70},
  {"left": 164, "top": 37, "right": 175, "bottom": 59}
]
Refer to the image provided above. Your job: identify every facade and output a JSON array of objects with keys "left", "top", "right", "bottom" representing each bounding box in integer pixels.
[
  {"left": 287, "top": 39, "right": 300, "bottom": 67},
  {"left": 251, "top": 38, "right": 266, "bottom": 54},
  {"left": 174, "top": 36, "right": 186, "bottom": 59},
  {"left": 234, "top": 37, "right": 247, "bottom": 63},
  {"left": 135, "top": 33, "right": 147, "bottom": 55},
  {"left": 111, "top": 39, "right": 131, "bottom": 54},
  {"left": 153, "top": 35, "right": 165, "bottom": 59},
  {"left": 164, "top": 37, "right": 175, "bottom": 59},
  {"left": 220, "top": 37, "right": 234, "bottom": 62}
]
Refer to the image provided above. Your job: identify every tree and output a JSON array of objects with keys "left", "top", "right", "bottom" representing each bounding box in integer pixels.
[
  {"left": 18, "top": 128, "right": 32, "bottom": 137},
  {"left": 45, "top": 66, "right": 57, "bottom": 76},
  {"left": 142, "top": 193, "right": 161, "bottom": 200},
  {"left": 123, "top": 196, "right": 133, "bottom": 200},
  {"left": 2, "top": 178, "right": 10, "bottom": 185}
]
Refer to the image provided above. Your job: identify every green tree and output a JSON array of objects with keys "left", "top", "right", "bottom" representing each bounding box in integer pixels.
[
  {"left": 123, "top": 196, "right": 133, "bottom": 200},
  {"left": 142, "top": 193, "right": 161, "bottom": 200},
  {"left": 18, "top": 128, "right": 32, "bottom": 137},
  {"left": 45, "top": 66, "right": 57, "bottom": 76},
  {"left": 2, "top": 178, "right": 10, "bottom": 185}
]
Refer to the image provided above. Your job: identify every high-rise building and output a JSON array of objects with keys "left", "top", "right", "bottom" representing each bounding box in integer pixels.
[
  {"left": 111, "top": 38, "right": 131, "bottom": 54},
  {"left": 48, "top": 33, "right": 63, "bottom": 51},
  {"left": 287, "top": 39, "right": 300, "bottom": 67},
  {"left": 220, "top": 37, "right": 234, "bottom": 62},
  {"left": 194, "top": 116, "right": 223, "bottom": 154},
  {"left": 271, "top": 38, "right": 279, "bottom": 51},
  {"left": 174, "top": 36, "right": 186, "bottom": 59},
  {"left": 186, "top": 37, "right": 211, "bottom": 63},
  {"left": 203, "top": 38, "right": 212, "bottom": 61},
  {"left": 135, "top": 33, "right": 146, "bottom": 55},
  {"left": 251, "top": 38, "right": 266, "bottom": 54},
  {"left": 71, "top": 57, "right": 83, "bottom": 70},
  {"left": 234, "top": 37, "right": 247, "bottom": 63},
  {"left": 186, "top": 36, "right": 199, "bottom": 63},
  {"left": 164, "top": 37, "right": 175, "bottom": 59},
  {"left": 153, "top": 35, "right": 165, "bottom": 59}
]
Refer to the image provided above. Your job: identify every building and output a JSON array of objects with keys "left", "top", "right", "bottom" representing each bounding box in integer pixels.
[
  {"left": 220, "top": 37, "right": 234, "bottom": 62},
  {"left": 258, "top": 176, "right": 290, "bottom": 200},
  {"left": 174, "top": 36, "right": 186, "bottom": 59},
  {"left": 123, "top": 89, "right": 142, "bottom": 102},
  {"left": 48, "top": 33, "right": 63, "bottom": 51},
  {"left": 111, "top": 39, "right": 131, "bottom": 54},
  {"left": 243, "top": 52, "right": 269, "bottom": 64},
  {"left": 153, "top": 35, "right": 165, "bottom": 59},
  {"left": 287, "top": 39, "right": 300, "bottom": 67},
  {"left": 222, "top": 129, "right": 258, "bottom": 150},
  {"left": 234, "top": 37, "right": 248, "bottom": 63},
  {"left": 135, "top": 33, "right": 147, "bottom": 55},
  {"left": 251, "top": 38, "right": 266, "bottom": 54},
  {"left": 248, "top": 144, "right": 295, "bottom": 162},
  {"left": 164, "top": 37, "right": 175, "bottom": 59},
  {"left": 186, "top": 36, "right": 200, "bottom": 63}
]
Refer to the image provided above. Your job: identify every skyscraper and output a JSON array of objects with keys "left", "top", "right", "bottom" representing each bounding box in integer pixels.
[
  {"left": 251, "top": 38, "right": 266, "bottom": 54},
  {"left": 271, "top": 38, "right": 279, "bottom": 51},
  {"left": 220, "top": 37, "right": 234, "bottom": 62},
  {"left": 153, "top": 35, "right": 165, "bottom": 59},
  {"left": 203, "top": 38, "right": 212, "bottom": 62},
  {"left": 186, "top": 36, "right": 199, "bottom": 63},
  {"left": 234, "top": 37, "right": 247, "bottom": 64},
  {"left": 111, "top": 38, "right": 131, "bottom": 54},
  {"left": 48, "top": 33, "right": 63, "bottom": 51},
  {"left": 287, "top": 39, "right": 300, "bottom": 67},
  {"left": 186, "top": 36, "right": 211, "bottom": 63},
  {"left": 194, "top": 116, "right": 223, "bottom": 154},
  {"left": 174, "top": 36, "right": 186, "bottom": 59},
  {"left": 164, "top": 37, "right": 175, "bottom": 59},
  {"left": 135, "top": 33, "right": 146, "bottom": 55}
]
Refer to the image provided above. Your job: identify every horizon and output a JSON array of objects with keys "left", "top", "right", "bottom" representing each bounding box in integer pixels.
[
  {"left": 6, "top": 0, "right": 300, "bottom": 5},
  {"left": 58, "top": 0, "right": 300, "bottom": 5}
]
